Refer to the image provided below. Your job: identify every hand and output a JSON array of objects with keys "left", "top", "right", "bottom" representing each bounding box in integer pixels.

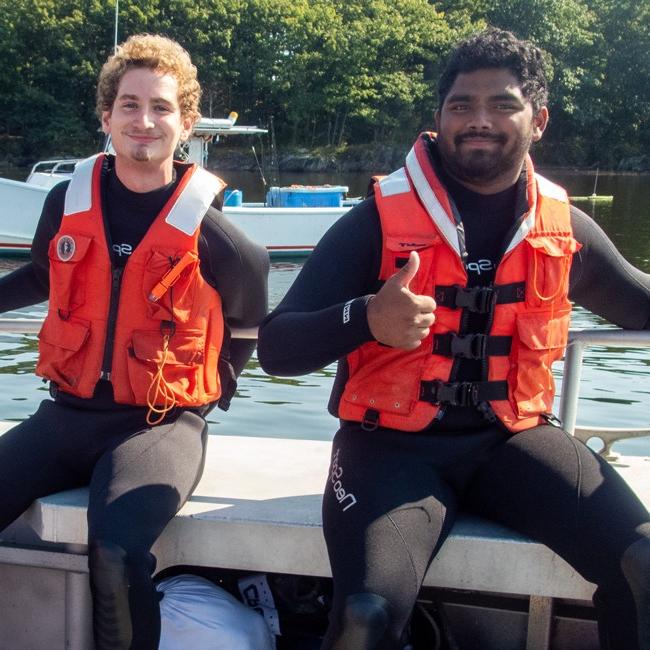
[{"left": 366, "top": 251, "right": 436, "bottom": 349}]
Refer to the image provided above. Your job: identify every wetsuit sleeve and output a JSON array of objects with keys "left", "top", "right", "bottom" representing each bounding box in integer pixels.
[
  {"left": 569, "top": 205, "right": 650, "bottom": 329},
  {"left": 0, "top": 181, "right": 67, "bottom": 312},
  {"left": 199, "top": 207, "right": 269, "bottom": 385},
  {"left": 257, "top": 198, "right": 382, "bottom": 376}
]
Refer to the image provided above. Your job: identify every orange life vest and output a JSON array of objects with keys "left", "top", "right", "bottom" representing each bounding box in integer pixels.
[
  {"left": 36, "top": 153, "right": 227, "bottom": 410},
  {"left": 339, "top": 133, "right": 581, "bottom": 433}
]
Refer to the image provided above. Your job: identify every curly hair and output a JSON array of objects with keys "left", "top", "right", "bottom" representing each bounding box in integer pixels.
[
  {"left": 438, "top": 28, "right": 549, "bottom": 112},
  {"left": 96, "top": 34, "right": 201, "bottom": 124}
]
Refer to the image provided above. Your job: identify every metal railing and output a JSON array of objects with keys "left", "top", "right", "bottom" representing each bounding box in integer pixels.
[
  {"left": 559, "top": 329, "right": 650, "bottom": 456},
  {"left": 0, "top": 318, "right": 648, "bottom": 455}
]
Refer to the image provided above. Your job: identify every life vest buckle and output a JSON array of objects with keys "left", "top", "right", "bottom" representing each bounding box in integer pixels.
[
  {"left": 450, "top": 333, "right": 487, "bottom": 359},
  {"left": 361, "top": 408, "right": 380, "bottom": 431},
  {"left": 455, "top": 286, "right": 497, "bottom": 313},
  {"left": 422, "top": 380, "right": 478, "bottom": 407}
]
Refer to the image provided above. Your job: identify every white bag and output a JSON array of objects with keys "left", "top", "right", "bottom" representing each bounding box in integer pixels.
[{"left": 157, "top": 574, "right": 275, "bottom": 650}]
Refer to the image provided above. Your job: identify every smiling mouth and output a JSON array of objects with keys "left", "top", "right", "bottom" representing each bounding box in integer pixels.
[
  {"left": 457, "top": 134, "right": 504, "bottom": 146},
  {"left": 127, "top": 134, "right": 159, "bottom": 143}
]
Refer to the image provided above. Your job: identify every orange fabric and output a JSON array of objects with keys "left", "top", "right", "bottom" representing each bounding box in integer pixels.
[
  {"left": 339, "top": 133, "right": 580, "bottom": 432},
  {"left": 36, "top": 154, "right": 226, "bottom": 408}
]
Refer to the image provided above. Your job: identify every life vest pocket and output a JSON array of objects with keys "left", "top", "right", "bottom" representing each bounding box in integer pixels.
[
  {"left": 36, "top": 316, "right": 91, "bottom": 390},
  {"left": 525, "top": 236, "right": 580, "bottom": 307},
  {"left": 126, "top": 329, "right": 205, "bottom": 405},
  {"left": 142, "top": 249, "right": 199, "bottom": 323},
  {"left": 510, "top": 311, "right": 571, "bottom": 417},
  {"left": 47, "top": 233, "right": 95, "bottom": 315},
  {"left": 382, "top": 235, "right": 439, "bottom": 295},
  {"left": 343, "top": 342, "right": 426, "bottom": 416}
]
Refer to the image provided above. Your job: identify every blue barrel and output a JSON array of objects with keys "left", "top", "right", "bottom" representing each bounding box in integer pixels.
[{"left": 224, "top": 189, "right": 243, "bottom": 207}]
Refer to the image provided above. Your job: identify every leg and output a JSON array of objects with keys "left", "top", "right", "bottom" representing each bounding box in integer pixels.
[
  {"left": 0, "top": 400, "right": 96, "bottom": 531},
  {"left": 321, "top": 424, "right": 458, "bottom": 649},
  {"left": 87, "top": 410, "right": 208, "bottom": 650},
  {"left": 463, "top": 424, "right": 650, "bottom": 650},
  {"left": 621, "top": 533, "right": 650, "bottom": 648}
]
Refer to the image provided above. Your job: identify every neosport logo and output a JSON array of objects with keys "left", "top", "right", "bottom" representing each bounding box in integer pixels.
[
  {"left": 466, "top": 258, "right": 494, "bottom": 275},
  {"left": 112, "top": 243, "right": 133, "bottom": 257}
]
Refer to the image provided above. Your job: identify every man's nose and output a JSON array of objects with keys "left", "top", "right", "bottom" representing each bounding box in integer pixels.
[
  {"left": 467, "top": 106, "right": 492, "bottom": 130},
  {"left": 134, "top": 108, "right": 155, "bottom": 128}
]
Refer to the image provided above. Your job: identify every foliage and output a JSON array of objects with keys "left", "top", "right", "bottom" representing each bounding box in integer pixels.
[{"left": 0, "top": 0, "right": 647, "bottom": 167}]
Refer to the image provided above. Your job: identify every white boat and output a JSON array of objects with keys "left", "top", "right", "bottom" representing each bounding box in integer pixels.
[{"left": 0, "top": 115, "right": 355, "bottom": 258}]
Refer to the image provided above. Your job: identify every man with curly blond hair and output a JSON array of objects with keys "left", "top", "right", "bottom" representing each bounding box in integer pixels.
[{"left": 0, "top": 34, "right": 269, "bottom": 649}]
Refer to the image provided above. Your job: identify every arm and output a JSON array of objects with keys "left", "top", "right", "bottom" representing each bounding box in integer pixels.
[
  {"left": 257, "top": 199, "right": 383, "bottom": 376},
  {"left": 199, "top": 207, "right": 269, "bottom": 379},
  {"left": 0, "top": 181, "right": 67, "bottom": 313},
  {"left": 569, "top": 206, "right": 650, "bottom": 329}
]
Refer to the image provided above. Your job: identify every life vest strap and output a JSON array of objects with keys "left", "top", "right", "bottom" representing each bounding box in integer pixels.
[
  {"left": 434, "top": 282, "right": 525, "bottom": 313},
  {"left": 420, "top": 380, "right": 508, "bottom": 407},
  {"left": 433, "top": 333, "right": 512, "bottom": 359}
]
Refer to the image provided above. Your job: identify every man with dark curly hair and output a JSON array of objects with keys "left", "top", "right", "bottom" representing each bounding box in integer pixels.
[
  {"left": 0, "top": 34, "right": 269, "bottom": 648},
  {"left": 258, "top": 28, "right": 650, "bottom": 649}
]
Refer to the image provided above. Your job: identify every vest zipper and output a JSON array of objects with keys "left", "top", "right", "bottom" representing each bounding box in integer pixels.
[{"left": 100, "top": 267, "right": 124, "bottom": 380}]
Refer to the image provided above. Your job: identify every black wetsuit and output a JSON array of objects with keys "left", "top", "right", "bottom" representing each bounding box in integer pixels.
[
  {"left": 258, "top": 156, "right": 650, "bottom": 649},
  {"left": 0, "top": 160, "right": 269, "bottom": 649}
]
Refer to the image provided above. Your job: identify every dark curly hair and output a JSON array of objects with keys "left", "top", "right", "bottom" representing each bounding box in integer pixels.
[{"left": 438, "top": 28, "right": 549, "bottom": 112}]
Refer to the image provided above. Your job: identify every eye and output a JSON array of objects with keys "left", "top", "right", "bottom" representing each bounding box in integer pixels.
[
  {"left": 122, "top": 102, "right": 138, "bottom": 110},
  {"left": 495, "top": 103, "right": 519, "bottom": 111},
  {"left": 448, "top": 103, "right": 469, "bottom": 112},
  {"left": 155, "top": 104, "right": 172, "bottom": 113}
]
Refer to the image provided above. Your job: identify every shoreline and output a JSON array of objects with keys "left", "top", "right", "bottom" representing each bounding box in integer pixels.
[{"left": 1, "top": 145, "right": 648, "bottom": 176}]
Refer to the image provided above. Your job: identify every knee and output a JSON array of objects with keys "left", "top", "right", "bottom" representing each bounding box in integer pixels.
[
  {"left": 621, "top": 536, "right": 650, "bottom": 592},
  {"left": 333, "top": 593, "right": 392, "bottom": 649}
]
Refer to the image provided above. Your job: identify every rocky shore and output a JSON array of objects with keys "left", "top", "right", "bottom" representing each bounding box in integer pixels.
[
  {"left": 207, "top": 144, "right": 650, "bottom": 174},
  {"left": 209, "top": 144, "right": 409, "bottom": 174}
]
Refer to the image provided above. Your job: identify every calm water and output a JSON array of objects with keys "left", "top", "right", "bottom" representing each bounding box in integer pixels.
[{"left": 0, "top": 168, "right": 648, "bottom": 456}]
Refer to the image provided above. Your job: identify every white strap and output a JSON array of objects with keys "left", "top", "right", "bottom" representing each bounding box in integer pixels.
[
  {"left": 165, "top": 167, "right": 226, "bottom": 235},
  {"left": 63, "top": 154, "right": 102, "bottom": 216}
]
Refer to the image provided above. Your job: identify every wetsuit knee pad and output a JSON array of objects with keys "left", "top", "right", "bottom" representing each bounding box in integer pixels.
[
  {"left": 622, "top": 536, "right": 650, "bottom": 590},
  {"left": 621, "top": 536, "right": 650, "bottom": 648},
  {"left": 334, "top": 592, "right": 392, "bottom": 649},
  {"left": 88, "top": 540, "right": 133, "bottom": 649}
]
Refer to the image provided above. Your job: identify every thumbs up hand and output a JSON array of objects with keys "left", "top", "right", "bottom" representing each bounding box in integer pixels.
[{"left": 366, "top": 251, "right": 436, "bottom": 350}]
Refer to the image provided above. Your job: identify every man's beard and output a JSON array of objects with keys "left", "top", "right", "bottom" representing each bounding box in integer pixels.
[
  {"left": 131, "top": 144, "right": 153, "bottom": 162},
  {"left": 438, "top": 131, "right": 531, "bottom": 187}
]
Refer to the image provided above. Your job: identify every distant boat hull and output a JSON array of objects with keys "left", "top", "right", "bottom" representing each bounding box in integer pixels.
[{"left": 0, "top": 177, "right": 351, "bottom": 258}]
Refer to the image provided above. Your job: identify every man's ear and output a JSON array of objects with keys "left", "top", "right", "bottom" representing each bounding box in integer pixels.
[
  {"left": 532, "top": 106, "right": 549, "bottom": 142},
  {"left": 434, "top": 109, "right": 441, "bottom": 133},
  {"left": 101, "top": 111, "right": 112, "bottom": 135},
  {"left": 179, "top": 116, "right": 194, "bottom": 143}
]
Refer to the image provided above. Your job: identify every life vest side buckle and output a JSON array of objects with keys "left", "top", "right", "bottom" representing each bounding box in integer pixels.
[{"left": 361, "top": 409, "right": 380, "bottom": 432}]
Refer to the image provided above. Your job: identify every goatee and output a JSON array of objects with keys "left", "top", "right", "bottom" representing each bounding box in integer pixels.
[{"left": 131, "top": 145, "right": 152, "bottom": 162}]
